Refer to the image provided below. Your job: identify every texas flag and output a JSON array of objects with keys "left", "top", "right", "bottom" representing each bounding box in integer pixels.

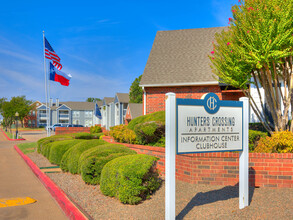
[{"left": 49, "top": 62, "right": 72, "bottom": 86}]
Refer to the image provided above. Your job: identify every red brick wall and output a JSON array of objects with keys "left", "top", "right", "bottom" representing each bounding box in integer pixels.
[
  {"left": 103, "top": 136, "right": 293, "bottom": 188},
  {"left": 144, "top": 86, "right": 244, "bottom": 114},
  {"left": 55, "top": 127, "right": 90, "bottom": 135}
]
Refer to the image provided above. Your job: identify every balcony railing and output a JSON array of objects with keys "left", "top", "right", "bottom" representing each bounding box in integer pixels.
[
  {"left": 39, "top": 114, "right": 48, "bottom": 118},
  {"left": 59, "top": 114, "right": 69, "bottom": 118}
]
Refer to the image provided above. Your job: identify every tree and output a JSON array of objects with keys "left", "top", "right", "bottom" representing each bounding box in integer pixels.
[
  {"left": 210, "top": 0, "right": 293, "bottom": 134},
  {"left": 129, "top": 75, "right": 143, "bottom": 103},
  {"left": 86, "top": 97, "right": 102, "bottom": 102},
  {"left": 0, "top": 96, "right": 32, "bottom": 130}
]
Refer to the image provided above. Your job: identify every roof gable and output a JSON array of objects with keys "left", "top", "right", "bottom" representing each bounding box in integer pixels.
[
  {"left": 115, "top": 93, "right": 129, "bottom": 104},
  {"left": 103, "top": 97, "right": 114, "bottom": 106},
  {"left": 128, "top": 103, "right": 143, "bottom": 119},
  {"left": 140, "top": 27, "right": 227, "bottom": 87}
]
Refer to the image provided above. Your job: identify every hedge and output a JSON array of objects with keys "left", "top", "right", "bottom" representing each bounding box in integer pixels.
[
  {"left": 70, "top": 132, "right": 94, "bottom": 139},
  {"left": 128, "top": 111, "right": 165, "bottom": 130},
  {"left": 90, "top": 125, "right": 102, "bottom": 134},
  {"left": 60, "top": 139, "right": 106, "bottom": 174},
  {"left": 100, "top": 154, "right": 161, "bottom": 205},
  {"left": 48, "top": 139, "right": 84, "bottom": 165},
  {"left": 249, "top": 130, "right": 268, "bottom": 152},
  {"left": 92, "top": 132, "right": 104, "bottom": 139},
  {"left": 134, "top": 121, "right": 165, "bottom": 145},
  {"left": 37, "top": 135, "right": 73, "bottom": 154},
  {"left": 254, "top": 130, "right": 293, "bottom": 153},
  {"left": 110, "top": 125, "right": 137, "bottom": 144},
  {"left": 79, "top": 144, "right": 136, "bottom": 185}
]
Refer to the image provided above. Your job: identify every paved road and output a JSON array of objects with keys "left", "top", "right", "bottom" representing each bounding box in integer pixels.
[{"left": 0, "top": 131, "right": 67, "bottom": 220}]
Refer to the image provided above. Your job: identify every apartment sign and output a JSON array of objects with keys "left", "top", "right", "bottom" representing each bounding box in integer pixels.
[{"left": 176, "top": 93, "right": 243, "bottom": 154}]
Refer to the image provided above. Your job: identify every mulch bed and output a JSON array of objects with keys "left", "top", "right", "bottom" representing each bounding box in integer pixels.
[{"left": 27, "top": 152, "right": 293, "bottom": 220}]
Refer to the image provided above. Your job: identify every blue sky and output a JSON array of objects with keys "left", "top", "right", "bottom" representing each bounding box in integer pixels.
[{"left": 0, "top": 0, "right": 236, "bottom": 103}]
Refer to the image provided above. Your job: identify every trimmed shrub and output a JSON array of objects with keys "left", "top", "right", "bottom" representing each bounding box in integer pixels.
[
  {"left": 110, "top": 125, "right": 137, "bottom": 144},
  {"left": 128, "top": 111, "right": 165, "bottom": 130},
  {"left": 79, "top": 144, "right": 136, "bottom": 185},
  {"left": 249, "top": 130, "right": 268, "bottom": 152},
  {"left": 49, "top": 139, "right": 84, "bottom": 165},
  {"left": 90, "top": 125, "right": 102, "bottom": 134},
  {"left": 100, "top": 154, "right": 161, "bottom": 205},
  {"left": 60, "top": 139, "right": 106, "bottom": 173},
  {"left": 92, "top": 133, "right": 104, "bottom": 139},
  {"left": 37, "top": 135, "right": 73, "bottom": 154},
  {"left": 70, "top": 132, "right": 94, "bottom": 139},
  {"left": 255, "top": 130, "right": 293, "bottom": 153},
  {"left": 134, "top": 121, "right": 165, "bottom": 145}
]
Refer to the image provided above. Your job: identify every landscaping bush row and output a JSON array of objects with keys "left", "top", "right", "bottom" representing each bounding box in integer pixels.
[
  {"left": 109, "top": 110, "right": 293, "bottom": 152},
  {"left": 255, "top": 130, "right": 293, "bottom": 153},
  {"left": 90, "top": 125, "right": 102, "bottom": 134},
  {"left": 110, "top": 111, "right": 166, "bottom": 147},
  {"left": 38, "top": 134, "right": 161, "bottom": 204}
]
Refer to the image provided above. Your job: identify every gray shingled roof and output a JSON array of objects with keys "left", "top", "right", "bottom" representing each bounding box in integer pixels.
[
  {"left": 128, "top": 103, "right": 143, "bottom": 119},
  {"left": 103, "top": 97, "right": 114, "bottom": 105},
  {"left": 96, "top": 100, "right": 103, "bottom": 107},
  {"left": 45, "top": 102, "right": 95, "bottom": 110},
  {"left": 140, "top": 27, "right": 227, "bottom": 87},
  {"left": 116, "top": 93, "right": 129, "bottom": 103}
]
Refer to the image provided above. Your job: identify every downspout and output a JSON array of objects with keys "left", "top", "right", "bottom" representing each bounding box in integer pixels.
[{"left": 143, "top": 87, "right": 146, "bottom": 115}]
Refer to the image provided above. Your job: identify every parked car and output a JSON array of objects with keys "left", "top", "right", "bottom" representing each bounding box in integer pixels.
[
  {"left": 46, "top": 123, "right": 64, "bottom": 131},
  {"left": 66, "top": 124, "right": 84, "bottom": 127}
]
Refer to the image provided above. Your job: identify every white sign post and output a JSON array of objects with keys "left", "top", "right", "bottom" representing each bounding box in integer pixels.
[
  {"left": 239, "top": 97, "right": 249, "bottom": 209},
  {"left": 165, "top": 93, "right": 176, "bottom": 220},
  {"left": 165, "top": 93, "right": 249, "bottom": 219}
]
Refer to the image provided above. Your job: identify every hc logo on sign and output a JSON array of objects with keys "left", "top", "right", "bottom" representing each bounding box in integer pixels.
[
  {"left": 207, "top": 96, "right": 217, "bottom": 110},
  {"left": 203, "top": 93, "right": 220, "bottom": 114}
]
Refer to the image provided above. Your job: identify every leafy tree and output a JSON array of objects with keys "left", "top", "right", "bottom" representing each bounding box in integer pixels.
[
  {"left": 210, "top": 0, "right": 293, "bottom": 134},
  {"left": 86, "top": 97, "right": 102, "bottom": 102},
  {"left": 129, "top": 75, "right": 143, "bottom": 103},
  {"left": 0, "top": 96, "right": 32, "bottom": 130}
]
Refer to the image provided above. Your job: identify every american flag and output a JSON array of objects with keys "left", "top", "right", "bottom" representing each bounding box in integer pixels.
[{"left": 44, "top": 37, "right": 62, "bottom": 70}]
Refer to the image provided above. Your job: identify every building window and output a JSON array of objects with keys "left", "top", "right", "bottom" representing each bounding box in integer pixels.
[
  {"left": 73, "top": 119, "right": 79, "bottom": 125},
  {"left": 72, "top": 111, "right": 80, "bottom": 117},
  {"left": 32, "top": 111, "right": 35, "bottom": 116},
  {"left": 85, "top": 111, "right": 92, "bottom": 118},
  {"left": 85, "top": 119, "right": 92, "bottom": 127}
]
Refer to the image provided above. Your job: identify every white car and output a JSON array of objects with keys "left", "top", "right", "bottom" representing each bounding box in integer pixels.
[{"left": 46, "top": 123, "right": 64, "bottom": 131}]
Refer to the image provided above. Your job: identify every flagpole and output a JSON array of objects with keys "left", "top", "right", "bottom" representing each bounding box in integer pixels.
[
  {"left": 43, "top": 31, "right": 49, "bottom": 137},
  {"left": 48, "top": 69, "right": 51, "bottom": 137}
]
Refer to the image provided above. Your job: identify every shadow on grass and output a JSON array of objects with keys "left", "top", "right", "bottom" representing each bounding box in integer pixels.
[{"left": 176, "top": 168, "right": 256, "bottom": 220}]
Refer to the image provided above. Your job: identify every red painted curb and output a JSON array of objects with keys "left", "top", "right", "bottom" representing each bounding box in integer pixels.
[
  {"left": 1, "top": 128, "right": 26, "bottom": 141},
  {"left": 14, "top": 145, "right": 87, "bottom": 220}
]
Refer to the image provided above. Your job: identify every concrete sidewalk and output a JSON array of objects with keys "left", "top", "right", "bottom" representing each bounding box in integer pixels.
[{"left": 0, "top": 132, "right": 67, "bottom": 220}]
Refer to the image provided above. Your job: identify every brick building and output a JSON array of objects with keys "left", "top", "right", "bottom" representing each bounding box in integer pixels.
[
  {"left": 139, "top": 27, "right": 244, "bottom": 115},
  {"left": 23, "top": 101, "right": 42, "bottom": 128}
]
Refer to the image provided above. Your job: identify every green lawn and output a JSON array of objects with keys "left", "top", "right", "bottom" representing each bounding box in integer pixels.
[
  {"left": 4, "top": 131, "right": 23, "bottom": 139},
  {"left": 17, "top": 142, "right": 37, "bottom": 154}
]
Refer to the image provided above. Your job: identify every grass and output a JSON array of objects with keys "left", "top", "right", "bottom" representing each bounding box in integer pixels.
[
  {"left": 11, "top": 127, "right": 45, "bottom": 131},
  {"left": 17, "top": 142, "right": 37, "bottom": 154},
  {"left": 4, "top": 131, "right": 23, "bottom": 139}
]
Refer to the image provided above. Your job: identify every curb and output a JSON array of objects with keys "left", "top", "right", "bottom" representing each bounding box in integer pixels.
[
  {"left": 14, "top": 145, "right": 87, "bottom": 220},
  {"left": 1, "top": 128, "right": 26, "bottom": 141}
]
